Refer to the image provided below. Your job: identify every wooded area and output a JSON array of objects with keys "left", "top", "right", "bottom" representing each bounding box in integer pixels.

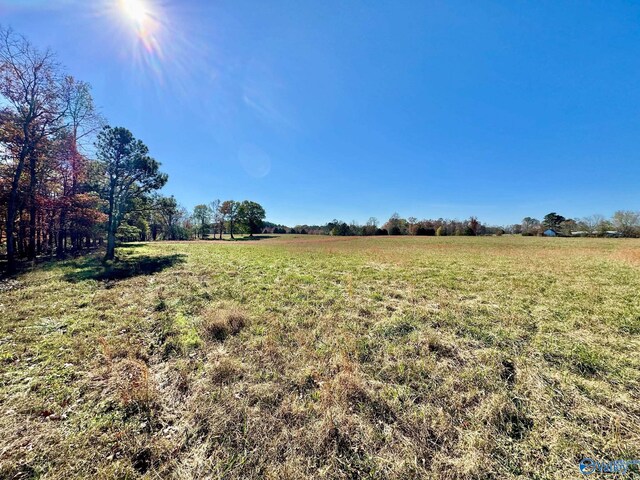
[{"left": 0, "top": 28, "right": 266, "bottom": 272}]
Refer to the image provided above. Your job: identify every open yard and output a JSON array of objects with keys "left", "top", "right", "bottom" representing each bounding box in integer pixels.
[{"left": 1, "top": 235, "right": 639, "bottom": 479}]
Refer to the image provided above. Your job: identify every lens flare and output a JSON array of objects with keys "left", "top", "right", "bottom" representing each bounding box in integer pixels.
[
  {"left": 119, "top": 0, "right": 149, "bottom": 26},
  {"left": 97, "top": 0, "right": 214, "bottom": 104}
]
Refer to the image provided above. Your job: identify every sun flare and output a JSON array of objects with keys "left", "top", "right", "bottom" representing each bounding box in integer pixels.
[{"left": 118, "top": 0, "right": 150, "bottom": 26}]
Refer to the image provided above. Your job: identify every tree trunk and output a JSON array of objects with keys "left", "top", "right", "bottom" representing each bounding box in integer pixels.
[
  {"left": 18, "top": 212, "right": 26, "bottom": 258},
  {"left": 57, "top": 210, "right": 67, "bottom": 258},
  {"left": 104, "top": 181, "right": 117, "bottom": 261},
  {"left": 48, "top": 215, "right": 55, "bottom": 257},
  {"left": 6, "top": 153, "right": 27, "bottom": 273},
  {"left": 106, "top": 225, "right": 116, "bottom": 260},
  {"left": 105, "top": 209, "right": 116, "bottom": 260},
  {"left": 28, "top": 152, "right": 37, "bottom": 261},
  {"left": 36, "top": 220, "right": 42, "bottom": 255}
]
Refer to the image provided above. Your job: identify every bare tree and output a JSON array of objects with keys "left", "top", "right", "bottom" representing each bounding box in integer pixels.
[
  {"left": 580, "top": 214, "right": 605, "bottom": 236},
  {"left": 612, "top": 210, "right": 640, "bottom": 237}
]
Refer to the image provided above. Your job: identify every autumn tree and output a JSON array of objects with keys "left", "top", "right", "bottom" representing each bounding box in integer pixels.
[
  {"left": 384, "top": 213, "right": 404, "bottom": 235},
  {"left": 95, "top": 126, "right": 167, "bottom": 261},
  {"left": 0, "top": 28, "right": 66, "bottom": 271},
  {"left": 55, "top": 77, "right": 101, "bottom": 257}
]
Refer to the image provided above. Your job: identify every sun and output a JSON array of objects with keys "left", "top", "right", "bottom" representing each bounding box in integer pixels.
[{"left": 118, "top": 0, "right": 150, "bottom": 26}]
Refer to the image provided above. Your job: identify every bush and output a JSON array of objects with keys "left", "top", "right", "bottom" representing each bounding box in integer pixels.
[{"left": 389, "top": 226, "right": 402, "bottom": 236}]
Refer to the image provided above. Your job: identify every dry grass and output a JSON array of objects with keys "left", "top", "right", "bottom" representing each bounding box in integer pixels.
[
  {"left": 200, "top": 306, "right": 248, "bottom": 342},
  {"left": 0, "top": 235, "right": 639, "bottom": 479}
]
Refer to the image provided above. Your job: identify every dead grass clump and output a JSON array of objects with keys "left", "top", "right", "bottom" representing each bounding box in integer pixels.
[
  {"left": 209, "top": 357, "right": 244, "bottom": 386},
  {"left": 113, "top": 358, "right": 157, "bottom": 414},
  {"left": 307, "top": 414, "right": 381, "bottom": 478},
  {"left": 321, "top": 370, "right": 396, "bottom": 425},
  {"left": 321, "top": 371, "right": 368, "bottom": 408},
  {"left": 98, "top": 336, "right": 147, "bottom": 363},
  {"left": 418, "top": 330, "right": 460, "bottom": 361},
  {"left": 291, "top": 370, "right": 320, "bottom": 398},
  {"left": 377, "top": 317, "right": 416, "bottom": 339},
  {"left": 200, "top": 307, "right": 248, "bottom": 342},
  {"left": 479, "top": 393, "right": 534, "bottom": 441}
]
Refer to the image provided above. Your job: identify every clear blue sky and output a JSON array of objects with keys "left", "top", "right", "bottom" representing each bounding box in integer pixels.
[{"left": 2, "top": 0, "right": 639, "bottom": 226}]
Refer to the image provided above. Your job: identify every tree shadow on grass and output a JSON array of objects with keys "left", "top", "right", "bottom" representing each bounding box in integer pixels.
[
  {"left": 63, "top": 253, "right": 186, "bottom": 283},
  {"left": 202, "top": 235, "right": 276, "bottom": 242},
  {"left": 118, "top": 242, "right": 148, "bottom": 249},
  {"left": 232, "top": 235, "right": 277, "bottom": 242}
]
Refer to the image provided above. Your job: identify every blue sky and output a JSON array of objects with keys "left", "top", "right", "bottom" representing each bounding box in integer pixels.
[{"left": 1, "top": 0, "right": 639, "bottom": 226}]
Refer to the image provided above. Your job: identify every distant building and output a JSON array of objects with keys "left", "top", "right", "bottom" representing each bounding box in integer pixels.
[{"left": 543, "top": 229, "right": 557, "bottom": 237}]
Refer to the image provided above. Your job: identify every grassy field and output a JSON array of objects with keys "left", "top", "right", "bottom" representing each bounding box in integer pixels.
[{"left": 1, "top": 235, "right": 639, "bottom": 479}]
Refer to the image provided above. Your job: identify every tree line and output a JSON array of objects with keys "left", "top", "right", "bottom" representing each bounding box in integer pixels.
[
  {"left": 514, "top": 211, "right": 640, "bottom": 237},
  {"left": 267, "top": 215, "right": 498, "bottom": 237},
  {"left": 269, "top": 211, "right": 640, "bottom": 238}
]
